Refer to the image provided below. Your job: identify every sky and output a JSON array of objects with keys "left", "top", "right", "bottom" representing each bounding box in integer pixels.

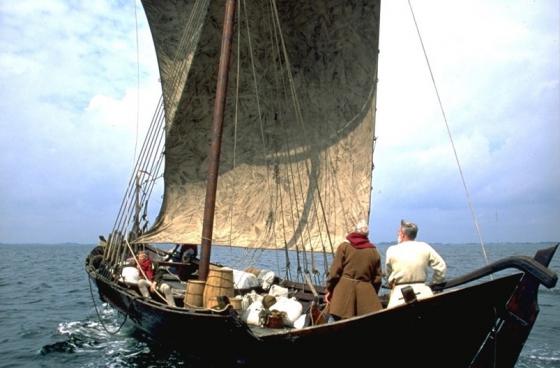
[{"left": 0, "top": 0, "right": 558, "bottom": 245}]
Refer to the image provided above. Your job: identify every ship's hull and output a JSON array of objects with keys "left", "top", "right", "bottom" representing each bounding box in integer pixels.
[{"left": 86, "top": 244, "right": 558, "bottom": 367}]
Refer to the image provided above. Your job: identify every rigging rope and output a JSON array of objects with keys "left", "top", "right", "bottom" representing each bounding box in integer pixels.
[
  {"left": 260, "top": 2, "right": 292, "bottom": 280},
  {"left": 88, "top": 275, "right": 128, "bottom": 335},
  {"left": 223, "top": 0, "right": 327, "bottom": 279},
  {"left": 106, "top": 0, "right": 211, "bottom": 269},
  {"left": 269, "top": 0, "right": 342, "bottom": 282},
  {"left": 263, "top": 1, "right": 293, "bottom": 279},
  {"left": 241, "top": 0, "right": 283, "bottom": 271},
  {"left": 407, "top": 0, "right": 490, "bottom": 266},
  {"left": 270, "top": 0, "right": 336, "bottom": 259},
  {"left": 222, "top": 13, "right": 267, "bottom": 273},
  {"left": 226, "top": 2, "right": 242, "bottom": 255},
  {"left": 133, "top": 0, "right": 140, "bottom": 164},
  {"left": 269, "top": 1, "right": 310, "bottom": 279}
]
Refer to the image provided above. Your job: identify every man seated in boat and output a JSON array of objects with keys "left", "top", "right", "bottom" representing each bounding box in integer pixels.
[
  {"left": 172, "top": 243, "right": 198, "bottom": 263},
  {"left": 160, "top": 243, "right": 199, "bottom": 280},
  {"left": 385, "top": 220, "right": 447, "bottom": 308},
  {"left": 127, "top": 251, "right": 177, "bottom": 307}
]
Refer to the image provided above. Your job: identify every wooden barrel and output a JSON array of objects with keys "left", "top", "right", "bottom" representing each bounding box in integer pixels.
[
  {"left": 230, "top": 297, "right": 242, "bottom": 311},
  {"left": 203, "top": 268, "right": 234, "bottom": 308},
  {"left": 205, "top": 296, "right": 221, "bottom": 310},
  {"left": 184, "top": 280, "right": 206, "bottom": 308}
]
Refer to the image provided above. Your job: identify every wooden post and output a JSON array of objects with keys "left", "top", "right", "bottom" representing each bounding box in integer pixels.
[{"left": 199, "top": 0, "right": 237, "bottom": 281}]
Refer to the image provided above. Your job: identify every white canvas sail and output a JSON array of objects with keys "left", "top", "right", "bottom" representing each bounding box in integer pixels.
[{"left": 137, "top": 0, "right": 380, "bottom": 251}]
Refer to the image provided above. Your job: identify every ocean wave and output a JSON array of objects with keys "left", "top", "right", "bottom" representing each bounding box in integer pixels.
[
  {"left": 540, "top": 287, "right": 560, "bottom": 296},
  {"left": 518, "top": 346, "right": 560, "bottom": 368},
  {"left": 44, "top": 315, "right": 213, "bottom": 368},
  {"left": 40, "top": 302, "right": 129, "bottom": 355},
  {"left": 40, "top": 321, "right": 110, "bottom": 355},
  {"left": 37, "top": 302, "right": 189, "bottom": 368}
]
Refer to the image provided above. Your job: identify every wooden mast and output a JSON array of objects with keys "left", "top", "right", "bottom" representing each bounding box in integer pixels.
[{"left": 199, "top": 0, "right": 237, "bottom": 281}]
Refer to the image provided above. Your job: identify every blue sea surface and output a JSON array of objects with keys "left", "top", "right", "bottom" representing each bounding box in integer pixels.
[{"left": 0, "top": 242, "right": 558, "bottom": 367}]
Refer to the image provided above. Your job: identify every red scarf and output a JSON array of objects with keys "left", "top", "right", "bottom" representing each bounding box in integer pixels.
[
  {"left": 346, "top": 232, "right": 375, "bottom": 249},
  {"left": 138, "top": 258, "right": 154, "bottom": 281}
]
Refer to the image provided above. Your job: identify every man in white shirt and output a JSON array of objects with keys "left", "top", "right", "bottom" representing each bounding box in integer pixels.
[{"left": 385, "top": 220, "right": 447, "bottom": 308}]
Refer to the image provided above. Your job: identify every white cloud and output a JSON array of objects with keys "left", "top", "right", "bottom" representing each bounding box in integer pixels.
[
  {"left": 371, "top": 0, "right": 560, "bottom": 243},
  {"left": 0, "top": 0, "right": 161, "bottom": 243}
]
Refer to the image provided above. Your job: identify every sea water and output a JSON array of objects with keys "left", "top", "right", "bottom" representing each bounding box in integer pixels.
[{"left": 0, "top": 242, "right": 558, "bottom": 368}]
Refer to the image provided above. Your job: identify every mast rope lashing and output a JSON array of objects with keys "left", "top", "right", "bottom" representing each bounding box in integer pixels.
[
  {"left": 283, "top": 240, "right": 292, "bottom": 280},
  {"left": 295, "top": 244, "right": 303, "bottom": 282}
]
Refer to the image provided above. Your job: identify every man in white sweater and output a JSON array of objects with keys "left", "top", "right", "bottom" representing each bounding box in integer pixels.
[{"left": 385, "top": 220, "right": 447, "bottom": 308}]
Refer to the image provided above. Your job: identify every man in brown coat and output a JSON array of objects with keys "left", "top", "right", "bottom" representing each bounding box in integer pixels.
[{"left": 325, "top": 220, "right": 383, "bottom": 320}]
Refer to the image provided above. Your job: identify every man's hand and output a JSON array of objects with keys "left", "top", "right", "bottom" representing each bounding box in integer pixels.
[
  {"left": 324, "top": 291, "right": 332, "bottom": 303},
  {"left": 149, "top": 282, "right": 156, "bottom": 293}
]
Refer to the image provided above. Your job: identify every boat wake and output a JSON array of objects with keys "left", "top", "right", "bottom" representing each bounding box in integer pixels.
[
  {"left": 517, "top": 346, "right": 560, "bottom": 368},
  {"left": 40, "top": 304, "right": 144, "bottom": 364},
  {"left": 40, "top": 303, "right": 219, "bottom": 367},
  {"left": 39, "top": 321, "right": 106, "bottom": 354}
]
